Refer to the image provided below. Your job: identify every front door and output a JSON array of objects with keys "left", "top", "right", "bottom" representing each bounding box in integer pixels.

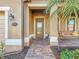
[{"left": 35, "top": 17, "right": 44, "bottom": 39}]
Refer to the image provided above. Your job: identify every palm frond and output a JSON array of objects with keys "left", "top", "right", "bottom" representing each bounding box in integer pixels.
[{"left": 47, "top": 0, "right": 79, "bottom": 19}]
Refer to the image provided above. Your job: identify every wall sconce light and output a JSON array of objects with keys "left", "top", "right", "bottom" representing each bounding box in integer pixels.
[
  {"left": 9, "top": 13, "right": 15, "bottom": 20},
  {"left": 9, "top": 9, "right": 18, "bottom": 26}
]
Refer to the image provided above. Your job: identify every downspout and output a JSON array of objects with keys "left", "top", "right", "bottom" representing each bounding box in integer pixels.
[{"left": 21, "top": 0, "right": 24, "bottom": 49}]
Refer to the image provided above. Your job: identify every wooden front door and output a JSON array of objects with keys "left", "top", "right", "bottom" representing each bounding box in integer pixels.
[{"left": 35, "top": 17, "right": 44, "bottom": 39}]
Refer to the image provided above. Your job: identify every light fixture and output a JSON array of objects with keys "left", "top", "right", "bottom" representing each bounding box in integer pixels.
[{"left": 9, "top": 13, "right": 15, "bottom": 20}]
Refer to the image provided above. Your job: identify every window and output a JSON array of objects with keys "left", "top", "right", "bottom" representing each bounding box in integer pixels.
[{"left": 67, "top": 18, "right": 75, "bottom": 32}]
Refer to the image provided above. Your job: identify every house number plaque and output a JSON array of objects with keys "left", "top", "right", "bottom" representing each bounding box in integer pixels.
[{"left": 12, "top": 22, "right": 18, "bottom": 26}]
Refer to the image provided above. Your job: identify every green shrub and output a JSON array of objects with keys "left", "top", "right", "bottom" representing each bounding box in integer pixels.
[
  {"left": 60, "top": 49, "right": 79, "bottom": 59},
  {"left": 60, "top": 49, "right": 73, "bottom": 59},
  {"left": 73, "top": 49, "right": 79, "bottom": 59},
  {"left": 0, "top": 41, "right": 5, "bottom": 59}
]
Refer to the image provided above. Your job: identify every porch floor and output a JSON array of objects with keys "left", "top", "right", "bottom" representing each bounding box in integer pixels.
[{"left": 25, "top": 39, "right": 56, "bottom": 59}]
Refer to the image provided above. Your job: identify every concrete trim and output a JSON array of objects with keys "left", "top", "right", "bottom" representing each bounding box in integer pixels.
[
  {"left": 24, "top": 34, "right": 34, "bottom": 46},
  {"left": 49, "top": 36, "right": 58, "bottom": 46},
  {"left": 5, "top": 50, "right": 22, "bottom": 56},
  {"left": 5, "top": 39, "right": 22, "bottom": 45}
]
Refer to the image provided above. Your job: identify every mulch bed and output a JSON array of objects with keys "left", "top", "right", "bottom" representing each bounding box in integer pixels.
[
  {"left": 51, "top": 46, "right": 79, "bottom": 59},
  {"left": 5, "top": 47, "right": 29, "bottom": 59}
]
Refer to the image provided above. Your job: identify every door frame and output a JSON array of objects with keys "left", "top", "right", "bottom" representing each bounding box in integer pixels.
[{"left": 34, "top": 16, "right": 45, "bottom": 39}]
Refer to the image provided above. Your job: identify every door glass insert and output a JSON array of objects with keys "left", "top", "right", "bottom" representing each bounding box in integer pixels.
[
  {"left": 37, "top": 22, "right": 42, "bottom": 28},
  {"left": 37, "top": 21, "right": 43, "bottom": 34}
]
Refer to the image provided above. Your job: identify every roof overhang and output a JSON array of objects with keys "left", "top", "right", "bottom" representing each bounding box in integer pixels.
[{"left": 27, "top": 3, "right": 47, "bottom": 9}]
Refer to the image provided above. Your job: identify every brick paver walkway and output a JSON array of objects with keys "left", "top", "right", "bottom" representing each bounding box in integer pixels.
[{"left": 25, "top": 40, "right": 56, "bottom": 59}]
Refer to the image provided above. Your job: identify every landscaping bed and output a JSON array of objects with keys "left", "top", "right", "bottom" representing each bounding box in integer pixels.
[
  {"left": 0, "top": 41, "right": 5, "bottom": 59},
  {"left": 60, "top": 49, "right": 79, "bottom": 59},
  {"left": 51, "top": 46, "right": 79, "bottom": 59}
]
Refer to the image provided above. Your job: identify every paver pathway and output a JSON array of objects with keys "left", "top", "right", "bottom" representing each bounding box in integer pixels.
[{"left": 25, "top": 40, "right": 56, "bottom": 59}]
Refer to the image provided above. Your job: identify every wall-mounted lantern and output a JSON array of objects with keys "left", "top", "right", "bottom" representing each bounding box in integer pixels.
[
  {"left": 9, "top": 13, "right": 18, "bottom": 26},
  {"left": 9, "top": 13, "right": 15, "bottom": 20},
  {"left": 9, "top": 9, "right": 18, "bottom": 26}
]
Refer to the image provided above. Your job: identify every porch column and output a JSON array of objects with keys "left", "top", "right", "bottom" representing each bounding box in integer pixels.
[
  {"left": 49, "top": 4, "right": 58, "bottom": 37},
  {"left": 26, "top": 6, "right": 29, "bottom": 36},
  {"left": 49, "top": 13, "right": 58, "bottom": 46},
  {"left": 24, "top": 4, "right": 30, "bottom": 47},
  {"left": 76, "top": 19, "right": 78, "bottom": 32},
  {"left": 49, "top": 13, "right": 58, "bottom": 37}
]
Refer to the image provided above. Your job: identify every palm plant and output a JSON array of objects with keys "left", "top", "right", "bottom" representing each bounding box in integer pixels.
[
  {"left": 0, "top": 41, "right": 5, "bottom": 59},
  {"left": 47, "top": 0, "right": 79, "bottom": 30}
]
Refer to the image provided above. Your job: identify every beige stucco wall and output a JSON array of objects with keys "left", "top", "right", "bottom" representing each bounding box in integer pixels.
[
  {"left": 77, "top": 18, "right": 79, "bottom": 31},
  {"left": 0, "top": 0, "right": 22, "bottom": 39},
  {"left": 59, "top": 17, "right": 67, "bottom": 32},
  {"left": 45, "top": 14, "right": 50, "bottom": 34},
  {"left": 0, "top": 0, "right": 21, "bottom": 38},
  {"left": 0, "top": 0, "right": 22, "bottom": 53},
  {"left": 29, "top": 10, "right": 34, "bottom": 34}
]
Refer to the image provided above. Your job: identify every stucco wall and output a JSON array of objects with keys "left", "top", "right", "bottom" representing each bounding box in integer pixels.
[
  {"left": 29, "top": 10, "right": 34, "bottom": 34},
  {"left": 0, "top": 0, "right": 22, "bottom": 53},
  {"left": 59, "top": 18, "right": 67, "bottom": 32},
  {"left": 0, "top": 0, "right": 22, "bottom": 39},
  {"left": 45, "top": 14, "right": 50, "bottom": 34},
  {"left": 77, "top": 18, "right": 79, "bottom": 31}
]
